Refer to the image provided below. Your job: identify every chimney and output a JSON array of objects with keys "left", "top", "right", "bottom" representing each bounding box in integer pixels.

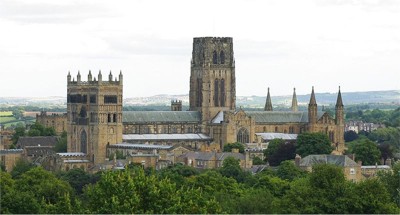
[
  {"left": 357, "top": 160, "right": 362, "bottom": 166},
  {"left": 295, "top": 154, "right": 301, "bottom": 166}
]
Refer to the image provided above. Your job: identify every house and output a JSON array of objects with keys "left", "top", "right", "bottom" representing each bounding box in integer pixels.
[
  {"left": 296, "top": 154, "right": 363, "bottom": 182},
  {"left": 177, "top": 151, "right": 252, "bottom": 169}
]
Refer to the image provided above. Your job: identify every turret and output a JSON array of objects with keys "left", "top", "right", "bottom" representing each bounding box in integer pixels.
[
  {"left": 119, "top": 70, "right": 123, "bottom": 85},
  {"left": 308, "top": 86, "right": 317, "bottom": 124},
  {"left": 109, "top": 71, "right": 113, "bottom": 82},
  {"left": 291, "top": 87, "right": 298, "bottom": 112},
  {"left": 77, "top": 71, "right": 81, "bottom": 83},
  {"left": 335, "top": 86, "right": 344, "bottom": 125},
  {"left": 264, "top": 87, "right": 273, "bottom": 111},
  {"left": 67, "top": 71, "right": 71, "bottom": 84},
  {"left": 88, "top": 70, "right": 92, "bottom": 82},
  {"left": 98, "top": 70, "right": 102, "bottom": 84}
]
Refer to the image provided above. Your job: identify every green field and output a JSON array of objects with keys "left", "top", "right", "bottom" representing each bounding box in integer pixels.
[
  {"left": 0, "top": 111, "right": 12, "bottom": 116},
  {"left": 0, "top": 116, "right": 16, "bottom": 123}
]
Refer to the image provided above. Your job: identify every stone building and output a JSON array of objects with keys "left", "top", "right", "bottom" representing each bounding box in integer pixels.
[
  {"left": 36, "top": 111, "right": 67, "bottom": 135},
  {"left": 60, "top": 37, "right": 345, "bottom": 169},
  {"left": 296, "top": 154, "right": 363, "bottom": 182},
  {"left": 0, "top": 149, "right": 23, "bottom": 172}
]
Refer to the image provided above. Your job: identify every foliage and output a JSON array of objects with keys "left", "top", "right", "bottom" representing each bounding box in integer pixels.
[
  {"left": 378, "top": 162, "right": 400, "bottom": 207},
  {"left": 368, "top": 127, "right": 400, "bottom": 152},
  {"left": 27, "top": 122, "right": 56, "bottom": 136},
  {"left": 57, "top": 168, "right": 100, "bottom": 194},
  {"left": 108, "top": 150, "right": 126, "bottom": 160},
  {"left": 219, "top": 156, "right": 251, "bottom": 183},
  {"left": 10, "top": 158, "right": 35, "bottom": 178},
  {"left": 252, "top": 156, "right": 266, "bottom": 165},
  {"left": 55, "top": 131, "right": 67, "bottom": 152},
  {"left": 223, "top": 142, "right": 245, "bottom": 153},
  {"left": 349, "top": 139, "right": 381, "bottom": 165},
  {"left": 378, "top": 143, "right": 394, "bottom": 161},
  {"left": 296, "top": 132, "right": 333, "bottom": 157},
  {"left": 11, "top": 124, "right": 25, "bottom": 144},
  {"left": 84, "top": 168, "right": 221, "bottom": 214},
  {"left": 344, "top": 130, "right": 359, "bottom": 142},
  {"left": 276, "top": 160, "right": 307, "bottom": 181},
  {"left": 264, "top": 138, "right": 296, "bottom": 166}
]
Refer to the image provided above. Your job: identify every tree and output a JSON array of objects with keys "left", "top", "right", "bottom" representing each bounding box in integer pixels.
[
  {"left": 252, "top": 156, "right": 265, "bottom": 165},
  {"left": 264, "top": 139, "right": 296, "bottom": 166},
  {"left": 11, "top": 124, "right": 25, "bottom": 144},
  {"left": 276, "top": 160, "right": 307, "bottom": 181},
  {"left": 377, "top": 143, "right": 393, "bottom": 161},
  {"left": 344, "top": 130, "right": 359, "bottom": 142},
  {"left": 296, "top": 132, "right": 333, "bottom": 157},
  {"left": 57, "top": 168, "right": 99, "bottom": 194},
  {"left": 351, "top": 139, "right": 381, "bottom": 165},
  {"left": 84, "top": 168, "right": 222, "bottom": 214},
  {"left": 55, "top": 131, "right": 67, "bottom": 152},
  {"left": 378, "top": 162, "right": 400, "bottom": 207},
  {"left": 219, "top": 156, "right": 251, "bottom": 183},
  {"left": 223, "top": 142, "right": 245, "bottom": 153},
  {"left": 10, "top": 158, "right": 35, "bottom": 178}
]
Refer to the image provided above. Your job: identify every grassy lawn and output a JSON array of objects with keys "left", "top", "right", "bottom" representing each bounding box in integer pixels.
[
  {"left": 0, "top": 116, "right": 16, "bottom": 123},
  {"left": 2, "top": 119, "right": 35, "bottom": 128},
  {"left": 0, "top": 111, "right": 13, "bottom": 117}
]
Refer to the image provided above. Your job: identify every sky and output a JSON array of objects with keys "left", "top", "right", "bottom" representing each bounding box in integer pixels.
[{"left": 0, "top": 0, "right": 399, "bottom": 98}]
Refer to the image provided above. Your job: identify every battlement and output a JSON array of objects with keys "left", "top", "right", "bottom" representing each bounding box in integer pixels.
[
  {"left": 193, "top": 37, "right": 233, "bottom": 43},
  {"left": 171, "top": 99, "right": 182, "bottom": 111},
  {"left": 67, "top": 70, "right": 123, "bottom": 86},
  {"left": 191, "top": 37, "right": 234, "bottom": 67}
]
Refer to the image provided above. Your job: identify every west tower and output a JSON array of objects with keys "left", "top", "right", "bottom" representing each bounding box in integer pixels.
[
  {"left": 67, "top": 71, "right": 123, "bottom": 165},
  {"left": 189, "top": 37, "right": 236, "bottom": 123}
]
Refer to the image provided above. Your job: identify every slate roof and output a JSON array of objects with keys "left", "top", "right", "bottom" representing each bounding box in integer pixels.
[
  {"left": 0, "top": 149, "right": 23, "bottom": 155},
  {"left": 299, "top": 155, "right": 359, "bottom": 167},
  {"left": 123, "top": 133, "right": 212, "bottom": 141},
  {"left": 109, "top": 143, "right": 172, "bottom": 150},
  {"left": 246, "top": 111, "right": 314, "bottom": 123},
  {"left": 122, "top": 111, "right": 201, "bottom": 123},
  {"left": 17, "top": 136, "right": 58, "bottom": 148},
  {"left": 256, "top": 133, "right": 298, "bottom": 140}
]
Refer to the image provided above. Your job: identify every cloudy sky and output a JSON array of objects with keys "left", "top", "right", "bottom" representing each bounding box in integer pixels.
[{"left": 0, "top": 0, "right": 399, "bottom": 98}]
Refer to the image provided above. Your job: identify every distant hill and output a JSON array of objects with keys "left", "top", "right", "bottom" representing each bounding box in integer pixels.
[{"left": 0, "top": 90, "right": 398, "bottom": 108}]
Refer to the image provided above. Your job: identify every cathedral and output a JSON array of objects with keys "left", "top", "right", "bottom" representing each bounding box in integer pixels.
[{"left": 63, "top": 37, "right": 345, "bottom": 168}]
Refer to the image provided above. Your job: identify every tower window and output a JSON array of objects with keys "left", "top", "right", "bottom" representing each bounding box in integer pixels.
[
  {"left": 220, "top": 51, "right": 225, "bottom": 64},
  {"left": 113, "top": 114, "right": 117, "bottom": 123},
  {"left": 104, "top": 95, "right": 118, "bottom": 104},
  {"left": 90, "top": 95, "right": 96, "bottom": 104},
  {"left": 213, "top": 51, "right": 218, "bottom": 64},
  {"left": 108, "top": 114, "right": 111, "bottom": 123},
  {"left": 214, "top": 79, "right": 219, "bottom": 107},
  {"left": 220, "top": 79, "right": 225, "bottom": 106}
]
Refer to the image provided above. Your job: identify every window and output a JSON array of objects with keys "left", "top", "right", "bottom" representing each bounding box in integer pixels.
[
  {"left": 90, "top": 95, "right": 96, "bottom": 104},
  {"left": 220, "top": 51, "right": 225, "bottom": 64},
  {"left": 81, "top": 130, "right": 87, "bottom": 154},
  {"left": 220, "top": 79, "right": 225, "bottom": 106},
  {"left": 104, "top": 95, "right": 118, "bottom": 104},
  {"left": 214, "top": 79, "right": 219, "bottom": 107},
  {"left": 237, "top": 128, "right": 249, "bottom": 143},
  {"left": 213, "top": 50, "right": 218, "bottom": 64},
  {"left": 350, "top": 168, "right": 356, "bottom": 175},
  {"left": 113, "top": 114, "right": 117, "bottom": 123},
  {"left": 108, "top": 114, "right": 111, "bottom": 123}
]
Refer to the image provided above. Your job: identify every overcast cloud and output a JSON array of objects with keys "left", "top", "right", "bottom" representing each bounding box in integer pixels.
[{"left": 0, "top": 0, "right": 399, "bottom": 98}]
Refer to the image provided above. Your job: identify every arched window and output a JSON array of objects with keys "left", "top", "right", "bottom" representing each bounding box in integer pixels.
[
  {"left": 220, "top": 79, "right": 225, "bottom": 106},
  {"left": 196, "top": 78, "right": 202, "bottom": 107},
  {"left": 214, "top": 79, "right": 219, "bottom": 107},
  {"left": 213, "top": 51, "right": 218, "bottom": 64},
  {"left": 237, "top": 128, "right": 249, "bottom": 143},
  {"left": 81, "top": 130, "right": 87, "bottom": 154},
  {"left": 220, "top": 51, "right": 225, "bottom": 64},
  {"left": 275, "top": 127, "right": 278, "bottom": 132}
]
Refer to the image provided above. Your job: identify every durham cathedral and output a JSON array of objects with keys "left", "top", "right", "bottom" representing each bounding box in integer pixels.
[{"left": 46, "top": 37, "right": 344, "bottom": 169}]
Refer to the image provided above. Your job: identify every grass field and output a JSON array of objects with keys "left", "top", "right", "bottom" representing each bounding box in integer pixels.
[
  {"left": 0, "top": 111, "right": 13, "bottom": 116},
  {"left": 0, "top": 116, "right": 16, "bottom": 123}
]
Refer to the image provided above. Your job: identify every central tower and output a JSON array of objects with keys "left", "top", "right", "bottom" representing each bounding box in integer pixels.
[{"left": 189, "top": 37, "right": 236, "bottom": 123}]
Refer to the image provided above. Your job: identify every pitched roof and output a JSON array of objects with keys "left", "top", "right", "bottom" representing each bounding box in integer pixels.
[
  {"left": 109, "top": 143, "right": 172, "bottom": 150},
  {"left": 122, "top": 111, "right": 201, "bottom": 123},
  {"left": 17, "top": 136, "right": 58, "bottom": 148},
  {"left": 123, "top": 133, "right": 212, "bottom": 141},
  {"left": 299, "top": 154, "right": 359, "bottom": 167},
  {"left": 245, "top": 111, "right": 321, "bottom": 123},
  {"left": 256, "top": 133, "right": 298, "bottom": 140}
]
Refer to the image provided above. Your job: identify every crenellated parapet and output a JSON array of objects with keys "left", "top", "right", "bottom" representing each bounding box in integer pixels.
[{"left": 67, "top": 70, "right": 123, "bottom": 86}]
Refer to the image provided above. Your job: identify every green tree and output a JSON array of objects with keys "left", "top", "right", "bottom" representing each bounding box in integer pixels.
[
  {"left": 296, "top": 132, "right": 333, "bottom": 157},
  {"left": 11, "top": 124, "right": 25, "bottom": 144},
  {"left": 223, "top": 142, "right": 245, "bottom": 153},
  {"left": 84, "top": 168, "right": 222, "bottom": 214},
  {"left": 350, "top": 139, "right": 381, "bottom": 165},
  {"left": 344, "top": 130, "right": 359, "bottom": 142},
  {"left": 55, "top": 131, "right": 67, "bottom": 152},
  {"left": 219, "top": 156, "right": 251, "bottom": 183},
  {"left": 264, "top": 138, "right": 296, "bottom": 166},
  {"left": 252, "top": 156, "right": 265, "bottom": 165},
  {"left": 378, "top": 162, "right": 400, "bottom": 207},
  {"left": 57, "top": 168, "right": 99, "bottom": 194},
  {"left": 276, "top": 160, "right": 307, "bottom": 181},
  {"left": 10, "top": 158, "right": 35, "bottom": 178}
]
